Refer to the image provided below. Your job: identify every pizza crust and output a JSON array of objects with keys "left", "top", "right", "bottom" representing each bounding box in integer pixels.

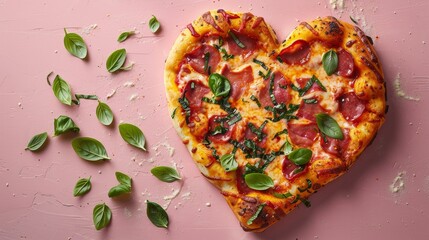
[{"left": 164, "top": 10, "right": 385, "bottom": 232}]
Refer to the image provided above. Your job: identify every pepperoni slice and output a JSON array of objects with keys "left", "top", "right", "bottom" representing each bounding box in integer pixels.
[
  {"left": 226, "top": 30, "right": 258, "bottom": 57},
  {"left": 202, "top": 11, "right": 224, "bottom": 32},
  {"left": 217, "top": 9, "right": 239, "bottom": 24},
  {"left": 296, "top": 100, "right": 327, "bottom": 122},
  {"left": 338, "top": 92, "right": 365, "bottom": 122},
  {"left": 278, "top": 40, "right": 311, "bottom": 65},
  {"left": 183, "top": 81, "right": 210, "bottom": 117},
  {"left": 236, "top": 166, "right": 252, "bottom": 194},
  {"left": 320, "top": 129, "right": 350, "bottom": 160},
  {"left": 244, "top": 123, "right": 268, "bottom": 148},
  {"left": 186, "top": 45, "right": 220, "bottom": 75},
  {"left": 287, "top": 122, "right": 318, "bottom": 147},
  {"left": 259, "top": 73, "right": 291, "bottom": 107},
  {"left": 282, "top": 157, "right": 308, "bottom": 181},
  {"left": 337, "top": 49, "right": 355, "bottom": 77},
  {"left": 221, "top": 65, "right": 254, "bottom": 100},
  {"left": 207, "top": 115, "right": 233, "bottom": 143}
]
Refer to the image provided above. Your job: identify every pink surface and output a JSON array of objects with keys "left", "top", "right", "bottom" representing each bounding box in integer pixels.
[{"left": 1, "top": 0, "right": 428, "bottom": 239}]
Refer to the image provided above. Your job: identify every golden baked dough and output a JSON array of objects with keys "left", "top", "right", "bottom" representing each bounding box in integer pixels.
[{"left": 164, "top": 10, "right": 385, "bottom": 232}]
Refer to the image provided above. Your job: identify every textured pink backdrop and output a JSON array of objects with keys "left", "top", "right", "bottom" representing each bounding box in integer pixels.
[{"left": 1, "top": 0, "right": 428, "bottom": 239}]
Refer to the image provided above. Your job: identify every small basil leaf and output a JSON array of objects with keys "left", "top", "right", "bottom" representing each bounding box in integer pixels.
[
  {"left": 54, "top": 115, "right": 80, "bottom": 136},
  {"left": 93, "top": 203, "right": 112, "bottom": 230},
  {"left": 150, "top": 166, "right": 181, "bottom": 182},
  {"left": 117, "top": 31, "right": 134, "bottom": 42},
  {"left": 71, "top": 137, "right": 110, "bottom": 161},
  {"left": 96, "top": 101, "right": 114, "bottom": 126},
  {"left": 26, "top": 132, "right": 48, "bottom": 151},
  {"left": 288, "top": 148, "right": 312, "bottom": 165},
  {"left": 108, "top": 184, "right": 131, "bottom": 198},
  {"left": 322, "top": 49, "right": 338, "bottom": 76},
  {"left": 247, "top": 203, "right": 265, "bottom": 225},
  {"left": 63, "top": 29, "right": 87, "bottom": 59},
  {"left": 73, "top": 177, "right": 91, "bottom": 197},
  {"left": 52, "top": 75, "right": 72, "bottom": 105},
  {"left": 315, "top": 113, "right": 344, "bottom": 139},
  {"left": 208, "top": 73, "right": 231, "bottom": 98},
  {"left": 281, "top": 140, "right": 293, "bottom": 155},
  {"left": 146, "top": 200, "right": 169, "bottom": 228},
  {"left": 106, "top": 48, "right": 127, "bottom": 73},
  {"left": 118, "top": 123, "right": 146, "bottom": 151},
  {"left": 220, "top": 153, "right": 238, "bottom": 172},
  {"left": 115, "top": 171, "right": 132, "bottom": 187},
  {"left": 244, "top": 173, "right": 274, "bottom": 191},
  {"left": 148, "top": 15, "right": 160, "bottom": 33}
]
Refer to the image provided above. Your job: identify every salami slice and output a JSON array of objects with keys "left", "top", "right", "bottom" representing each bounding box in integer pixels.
[
  {"left": 287, "top": 122, "right": 318, "bottom": 147},
  {"left": 320, "top": 129, "right": 350, "bottom": 160},
  {"left": 278, "top": 40, "right": 311, "bottom": 65},
  {"left": 221, "top": 65, "right": 254, "bottom": 100},
  {"left": 337, "top": 49, "right": 355, "bottom": 77},
  {"left": 282, "top": 157, "right": 308, "bottom": 181},
  {"left": 259, "top": 73, "right": 291, "bottom": 107},
  {"left": 296, "top": 100, "right": 327, "bottom": 122},
  {"left": 226, "top": 30, "right": 258, "bottom": 57},
  {"left": 183, "top": 81, "right": 210, "bottom": 118},
  {"left": 186, "top": 45, "right": 220, "bottom": 75},
  {"left": 338, "top": 92, "right": 365, "bottom": 122},
  {"left": 207, "top": 115, "right": 233, "bottom": 143}
]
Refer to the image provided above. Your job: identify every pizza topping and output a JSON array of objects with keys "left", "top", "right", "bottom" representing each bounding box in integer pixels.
[
  {"left": 217, "top": 9, "right": 239, "bottom": 24},
  {"left": 320, "top": 128, "right": 350, "bottom": 159},
  {"left": 207, "top": 115, "right": 233, "bottom": 143},
  {"left": 273, "top": 191, "right": 293, "bottom": 199},
  {"left": 296, "top": 100, "right": 327, "bottom": 122},
  {"left": 236, "top": 166, "right": 252, "bottom": 194},
  {"left": 250, "top": 95, "right": 261, "bottom": 107},
  {"left": 220, "top": 152, "right": 238, "bottom": 172},
  {"left": 247, "top": 120, "right": 268, "bottom": 142},
  {"left": 228, "top": 30, "right": 245, "bottom": 48},
  {"left": 288, "top": 148, "right": 312, "bottom": 165},
  {"left": 300, "top": 22, "right": 319, "bottom": 36},
  {"left": 186, "top": 45, "right": 220, "bottom": 75},
  {"left": 338, "top": 92, "right": 365, "bottom": 122},
  {"left": 244, "top": 173, "right": 274, "bottom": 190},
  {"left": 227, "top": 30, "right": 258, "bottom": 57},
  {"left": 315, "top": 113, "right": 344, "bottom": 140},
  {"left": 287, "top": 122, "right": 318, "bottom": 147},
  {"left": 180, "top": 81, "right": 209, "bottom": 123},
  {"left": 293, "top": 75, "right": 326, "bottom": 97},
  {"left": 298, "top": 179, "right": 313, "bottom": 192},
  {"left": 202, "top": 11, "right": 224, "bottom": 32},
  {"left": 282, "top": 157, "right": 308, "bottom": 181},
  {"left": 252, "top": 17, "right": 264, "bottom": 29},
  {"left": 278, "top": 40, "right": 311, "bottom": 65},
  {"left": 186, "top": 23, "right": 200, "bottom": 37},
  {"left": 221, "top": 65, "right": 254, "bottom": 100},
  {"left": 322, "top": 49, "right": 338, "bottom": 76},
  {"left": 337, "top": 49, "right": 355, "bottom": 77},
  {"left": 259, "top": 73, "right": 290, "bottom": 107},
  {"left": 272, "top": 129, "right": 288, "bottom": 140},
  {"left": 238, "top": 12, "right": 253, "bottom": 32},
  {"left": 247, "top": 203, "right": 266, "bottom": 225},
  {"left": 208, "top": 73, "right": 231, "bottom": 97}
]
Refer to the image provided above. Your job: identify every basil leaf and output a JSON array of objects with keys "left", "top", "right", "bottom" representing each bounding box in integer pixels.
[
  {"left": 315, "top": 113, "right": 344, "bottom": 139},
  {"left": 146, "top": 200, "right": 169, "bottom": 228},
  {"left": 26, "top": 132, "right": 48, "bottom": 151},
  {"left": 228, "top": 30, "right": 245, "bottom": 48},
  {"left": 54, "top": 115, "right": 80, "bottom": 136},
  {"left": 52, "top": 75, "right": 72, "bottom": 105},
  {"left": 117, "top": 31, "right": 134, "bottom": 43},
  {"left": 118, "top": 123, "right": 146, "bottom": 151},
  {"left": 93, "top": 203, "right": 112, "bottom": 230},
  {"left": 106, "top": 48, "right": 127, "bottom": 73},
  {"left": 115, "top": 171, "right": 132, "bottom": 186},
  {"left": 108, "top": 184, "right": 131, "bottom": 198},
  {"left": 149, "top": 15, "right": 160, "bottom": 33},
  {"left": 244, "top": 173, "right": 274, "bottom": 190},
  {"left": 220, "top": 153, "right": 238, "bottom": 172},
  {"left": 171, "top": 107, "right": 177, "bottom": 119},
  {"left": 281, "top": 140, "right": 293, "bottom": 155},
  {"left": 150, "top": 166, "right": 181, "bottom": 182},
  {"left": 96, "top": 101, "right": 114, "bottom": 126},
  {"left": 288, "top": 148, "right": 312, "bottom": 165},
  {"left": 322, "top": 49, "right": 338, "bottom": 76},
  {"left": 247, "top": 203, "right": 265, "bottom": 225},
  {"left": 71, "top": 137, "right": 110, "bottom": 161},
  {"left": 73, "top": 177, "right": 91, "bottom": 197},
  {"left": 63, "top": 29, "right": 87, "bottom": 59},
  {"left": 208, "top": 73, "right": 231, "bottom": 97},
  {"left": 273, "top": 192, "right": 293, "bottom": 199}
]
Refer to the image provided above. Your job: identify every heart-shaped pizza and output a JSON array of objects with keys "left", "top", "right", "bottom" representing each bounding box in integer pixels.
[{"left": 164, "top": 10, "right": 386, "bottom": 232}]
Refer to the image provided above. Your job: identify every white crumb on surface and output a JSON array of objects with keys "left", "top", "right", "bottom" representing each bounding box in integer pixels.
[
  {"left": 329, "top": 0, "right": 344, "bottom": 10},
  {"left": 106, "top": 89, "right": 117, "bottom": 99},
  {"left": 181, "top": 192, "right": 191, "bottom": 200},
  {"left": 123, "top": 81, "right": 135, "bottom": 87},
  {"left": 129, "top": 94, "right": 138, "bottom": 101},
  {"left": 161, "top": 142, "right": 175, "bottom": 157},
  {"left": 123, "top": 207, "right": 132, "bottom": 218},
  {"left": 206, "top": 202, "right": 211, "bottom": 207},
  {"left": 394, "top": 74, "right": 420, "bottom": 101},
  {"left": 163, "top": 184, "right": 183, "bottom": 210},
  {"left": 81, "top": 24, "right": 98, "bottom": 35},
  {"left": 390, "top": 172, "right": 406, "bottom": 193}
]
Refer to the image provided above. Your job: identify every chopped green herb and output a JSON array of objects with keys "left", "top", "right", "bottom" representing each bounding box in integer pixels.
[
  {"left": 250, "top": 95, "right": 261, "bottom": 107},
  {"left": 298, "top": 179, "right": 312, "bottom": 192},
  {"left": 220, "top": 48, "right": 234, "bottom": 60},
  {"left": 303, "top": 98, "right": 318, "bottom": 104},
  {"left": 178, "top": 94, "right": 191, "bottom": 123},
  {"left": 171, "top": 108, "right": 177, "bottom": 119},
  {"left": 253, "top": 58, "right": 269, "bottom": 70},
  {"left": 203, "top": 52, "right": 210, "bottom": 73},
  {"left": 273, "top": 192, "right": 293, "bottom": 199},
  {"left": 272, "top": 129, "right": 288, "bottom": 139},
  {"left": 228, "top": 30, "right": 245, "bottom": 48},
  {"left": 247, "top": 203, "right": 266, "bottom": 225}
]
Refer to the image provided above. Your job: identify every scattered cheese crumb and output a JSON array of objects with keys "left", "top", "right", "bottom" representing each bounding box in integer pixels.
[
  {"left": 81, "top": 24, "right": 98, "bottom": 35},
  {"left": 123, "top": 81, "right": 135, "bottom": 87},
  {"left": 390, "top": 172, "right": 405, "bottom": 193},
  {"left": 106, "top": 89, "right": 116, "bottom": 99},
  {"left": 394, "top": 74, "right": 420, "bottom": 101},
  {"left": 329, "top": 0, "right": 344, "bottom": 10},
  {"left": 129, "top": 94, "right": 138, "bottom": 101},
  {"left": 206, "top": 202, "right": 211, "bottom": 207}
]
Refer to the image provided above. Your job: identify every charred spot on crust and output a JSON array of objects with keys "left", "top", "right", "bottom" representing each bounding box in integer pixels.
[{"left": 327, "top": 21, "right": 343, "bottom": 36}]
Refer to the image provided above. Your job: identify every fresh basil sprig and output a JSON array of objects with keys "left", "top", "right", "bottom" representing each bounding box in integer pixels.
[
  {"left": 108, "top": 172, "right": 132, "bottom": 198},
  {"left": 117, "top": 31, "right": 134, "bottom": 42},
  {"left": 322, "top": 49, "right": 338, "bottom": 76},
  {"left": 208, "top": 73, "right": 231, "bottom": 98},
  {"left": 146, "top": 200, "right": 169, "bottom": 228},
  {"left": 148, "top": 15, "right": 160, "bottom": 33},
  {"left": 52, "top": 75, "right": 72, "bottom": 105},
  {"left": 106, "top": 48, "right": 127, "bottom": 73},
  {"left": 93, "top": 203, "right": 112, "bottom": 230},
  {"left": 25, "top": 132, "right": 48, "bottom": 151},
  {"left": 315, "top": 113, "right": 344, "bottom": 139},
  {"left": 288, "top": 148, "right": 312, "bottom": 165},
  {"left": 54, "top": 115, "right": 80, "bottom": 136},
  {"left": 247, "top": 203, "right": 266, "bottom": 225},
  {"left": 73, "top": 177, "right": 91, "bottom": 197},
  {"left": 150, "top": 166, "right": 181, "bottom": 182},
  {"left": 220, "top": 153, "right": 238, "bottom": 172},
  {"left": 96, "top": 101, "right": 114, "bottom": 126},
  {"left": 71, "top": 137, "right": 110, "bottom": 161},
  {"left": 118, "top": 123, "right": 147, "bottom": 151},
  {"left": 281, "top": 140, "right": 293, "bottom": 155},
  {"left": 244, "top": 173, "right": 274, "bottom": 190},
  {"left": 63, "top": 28, "right": 87, "bottom": 59}
]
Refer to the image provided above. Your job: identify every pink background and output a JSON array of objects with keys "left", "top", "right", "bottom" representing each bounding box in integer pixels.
[{"left": 1, "top": 0, "right": 428, "bottom": 239}]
